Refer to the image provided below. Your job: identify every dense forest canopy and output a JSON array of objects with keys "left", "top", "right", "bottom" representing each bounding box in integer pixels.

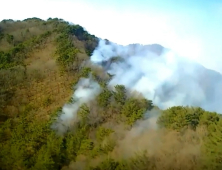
[{"left": 0, "top": 17, "right": 222, "bottom": 170}]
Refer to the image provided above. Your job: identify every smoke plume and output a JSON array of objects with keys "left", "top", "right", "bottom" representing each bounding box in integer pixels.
[
  {"left": 90, "top": 39, "right": 222, "bottom": 113},
  {"left": 51, "top": 77, "right": 101, "bottom": 134}
]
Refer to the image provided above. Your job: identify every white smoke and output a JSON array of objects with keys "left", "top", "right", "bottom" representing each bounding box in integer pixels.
[
  {"left": 90, "top": 39, "right": 222, "bottom": 113},
  {"left": 51, "top": 77, "right": 101, "bottom": 134}
]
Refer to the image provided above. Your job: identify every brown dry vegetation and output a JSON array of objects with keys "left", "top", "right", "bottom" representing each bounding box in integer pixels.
[
  {"left": 1, "top": 36, "right": 72, "bottom": 121},
  {"left": 62, "top": 112, "right": 208, "bottom": 170},
  {"left": 0, "top": 18, "right": 93, "bottom": 122},
  {"left": 1, "top": 18, "right": 222, "bottom": 170}
]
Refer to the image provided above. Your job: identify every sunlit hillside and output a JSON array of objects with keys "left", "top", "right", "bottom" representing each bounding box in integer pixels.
[{"left": 0, "top": 18, "right": 222, "bottom": 170}]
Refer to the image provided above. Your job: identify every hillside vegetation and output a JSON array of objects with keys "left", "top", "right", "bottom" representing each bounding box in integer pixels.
[{"left": 0, "top": 18, "right": 222, "bottom": 170}]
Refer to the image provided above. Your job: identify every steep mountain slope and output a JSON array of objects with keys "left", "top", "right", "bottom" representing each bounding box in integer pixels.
[
  {"left": 0, "top": 18, "right": 222, "bottom": 170},
  {"left": 0, "top": 18, "right": 98, "bottom": 121}
]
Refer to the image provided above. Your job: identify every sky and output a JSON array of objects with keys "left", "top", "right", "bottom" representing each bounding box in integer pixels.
[{"left": 1, "top": 0, "right": 222, "bottom": 73}]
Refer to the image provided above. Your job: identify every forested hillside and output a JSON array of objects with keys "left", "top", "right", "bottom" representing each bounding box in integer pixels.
[{"left": 0, "top": 18, "right": 222, "bottom": 170}]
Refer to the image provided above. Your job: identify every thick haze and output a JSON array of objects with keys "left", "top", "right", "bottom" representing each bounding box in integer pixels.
[
  {"left": 1, "top": 0, "right": 222, "bottom": 73},
  {"left": 91, "top": 40, "right": 222, "bottom": 113}
]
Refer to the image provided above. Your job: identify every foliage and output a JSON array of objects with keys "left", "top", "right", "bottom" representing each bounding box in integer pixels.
[
  {"left": 1, "top": 17, "right": 222, "bottom": 170},
  {"left": 0, "top": 30, "right": 52, "bottom": 69},
  {"left": 89, "top": 158, "right": 119, "bottom": 170},
  {"left": 0, "top": 105, "right": 64, "bottom": 169},
  {"left": 121, "top": 98, "right": 153, "bottom": 125},
  {"left": 97, "top": 88, "right": 112, "bottom": 107},
  {"left": 157, "top": 106, "right": 205, "bottom": 130},
  {"left": 96, "top": 127, "right": 114, "bottom": 142},
  {"left": 78, "top": 104, "right": 90, "bottom": 121},
  {"left": 6, "top": 34, "right": 14, "bottom": 44},
  {"left": 81, "top": 67, "right": 92, "bottom": 77},
  {"left": 113, "top": 85, "right": 127, "bottom": 105},
  {"left": 0, "top": 32, "right": 4, "bottom": 40}
]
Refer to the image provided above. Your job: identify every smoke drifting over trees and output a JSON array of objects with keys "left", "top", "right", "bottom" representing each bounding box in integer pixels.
[
  {"left": 1, "top": 18, "right": 222, "bottom": 170},
  {"left": 91, "top": 39, "right": 222, "bottom": 113}
]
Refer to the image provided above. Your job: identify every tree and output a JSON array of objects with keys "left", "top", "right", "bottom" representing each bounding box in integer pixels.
[
  {"left": 157, "top": 106, "right": 204, "bottom": 130},
  {"left": 113, "top": 85, "right": 126, "bottom": 105},
  {"left": 97, "top": 88, "right": 112, "bottom": 107},
  {"left": 6, "top": 34, "right": 14, "bottom": 45},
  {"left": 121, "top": 98, "right": 147, "bottom": 125},
  {"left": 203, "top": 119, "right": 222, "bottom": 169}
]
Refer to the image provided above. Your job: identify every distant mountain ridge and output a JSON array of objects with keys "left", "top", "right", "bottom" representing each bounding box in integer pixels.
[
  {"left": 93, "top": 41, "right": 222, "bottom": 113},
  {"left": 127, "top": 43, "right": 165, "bottom": 56}
]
